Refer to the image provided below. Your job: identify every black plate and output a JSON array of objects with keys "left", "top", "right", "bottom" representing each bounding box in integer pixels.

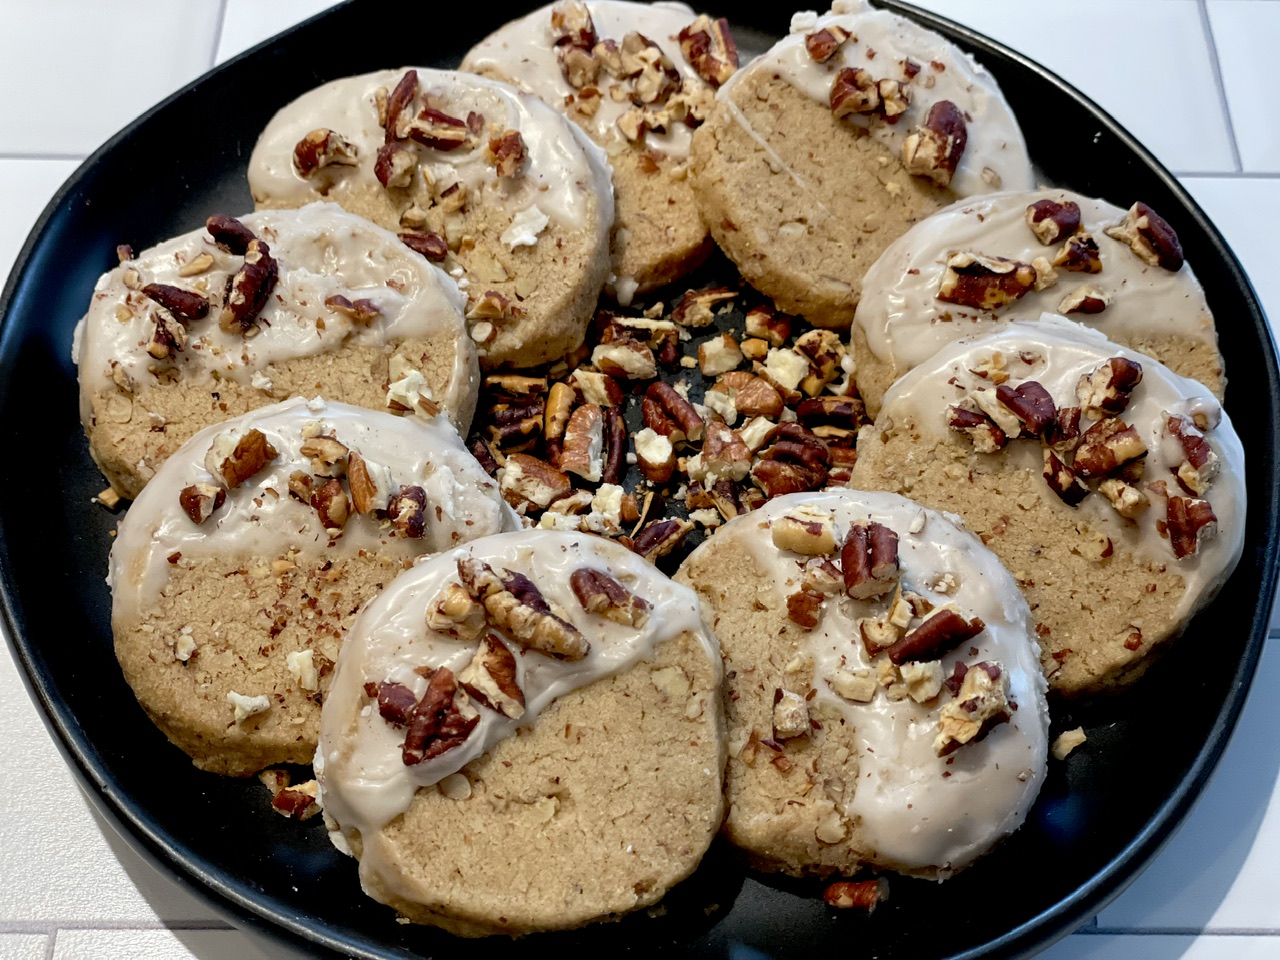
[{"left": 1, "top": 2, "right": 1276, "bottom": 958}]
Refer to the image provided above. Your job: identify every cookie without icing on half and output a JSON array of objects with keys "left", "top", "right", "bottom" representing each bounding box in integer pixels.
[
  {"left": 675, "top": 490, "right": 1049, "bottom": 879},
  {"left": 690, "top": 1, "right": 1033, "bottom": 329},
  {"left": 76, "top": 204, "right": 478, "bottom": 499},
  {"left": 463, "top": 0, "right": 730, "bottom": 304},
  {"left": 851, "top": 317, "right": 1245, "bottom": 695},
  {"left": 110, "top": 398, "right": 514, "bottom": 777},
  {"left": 852, "top": 189, "right": 1225, "bottom": 417},
  {"left": 249, "top": 68, "right": 613, "bottom": 369},
  {"left": 317, "top": 530, "right": 725, "bottom": 936}
]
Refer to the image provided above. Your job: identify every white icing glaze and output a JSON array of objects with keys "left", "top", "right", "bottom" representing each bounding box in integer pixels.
[
  {"left": 879, "top": 315, "right": 1246, "bottom": 623},
  {"left": 75, "top": 203, "right": 476, "bottom": 426},
  {"left": 317, "top": 530, "right": 718, "bottom": 852},
  {"left": 855, "top": 189, "right": 1218, "bottom": 372},
  {"left": 462, "top": 1, "right": 708, "bottom": 160},
  {"left": 722, "top": 2, "right": 1033, "bottom": 198},
  {"left": 110, "top": 397, "right": 516, "bottom": 626},
  {"left": 248, "top": 68, "right": 613, "bottom": 243},
  {"left": 703, "top": 489, "right": 1048, "bottom": 874}
]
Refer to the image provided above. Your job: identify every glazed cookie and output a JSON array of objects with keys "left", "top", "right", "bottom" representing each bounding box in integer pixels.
[
  {"left": 851, "top": 317, "right": 1245, "bottom": 695},
  {"left": 690, "top": 1, "right": 1033, "bottom": 329},
  {"left": 76, "top": 205, "right": 478, "bottom": 499},
  {"left": 318, "top": 530, "right": 725, "bottom": 936},
  {"left": 853, "top": 190, "right": 1225, "bottom": 417},
  {"left": 675, "top": 490, "right": 1048, "bottom": 879},
  {"left": 110, "top": 397, "right": 514, "bottom": 776},
  {"left": 464, "top": 1, "right": 736, "bottom": 303},
  {"left": 249, "top": 68, "right": 613, "bottom": 369}
]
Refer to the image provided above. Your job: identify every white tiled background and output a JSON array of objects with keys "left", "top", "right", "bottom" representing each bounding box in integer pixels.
[{"left": 0, "top": 1, "right": 1277, "bottom": 958}]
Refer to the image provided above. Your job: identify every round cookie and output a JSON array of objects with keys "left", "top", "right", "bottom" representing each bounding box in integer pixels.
[
  {"left": 110, "top": 397, "right": 515, "bottom": 776},
  {"left": 317, "top": 530, "right": 725, "bottom": 936},
  {"left": 249, "top": 68, "right": 614, "bottom": 369},
  {"left": 675, "top": 490, "right": 1048, "bottom": 879},
  {"left": 853, "top": 190, "right": 1225, "bottom": 417},
  {"left": 850, "top": 317, "right": 1245, "bottom": 695},
  {"left": 463, "top": 0, "right": 733, "bottom": 304},
  {"left": 76, "top": 204, "right": 478, "bottom": 499},
  {"left": 689, "top": 1, "right": 1033, "bottom": 329}
]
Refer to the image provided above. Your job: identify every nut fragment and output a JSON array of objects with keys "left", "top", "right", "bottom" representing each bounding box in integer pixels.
[
  {"left": 457, "top": 558, "right": 589, "bottom": 660},
  {"left": 375, "top": 141, "right": 416, "bottom": 188},
  {"left": 1077, "top": 357, "right": 1143, "bottom": 418},
  {"left": 404, "top": 107, "right": 470, "bottom": 151},
  {"left": 300, "top": 435, "right": 349, "bottom": 477},
  {"left": 1167, "top": 495, "right": 1217, "bottom": 558},
  {"left": 671, "top": 286, "right": 736, "bottom": 327},
  {"left": 824, "top": 878, "right": 889, "bottom": 913},
  {"left": 1052, "top": 232, "right": 1103, "bottom": 273},
  {"left": 1058, "top": 285, "right": 1111, "bottom": 315},
  {"left": 933, "top": 661, "right": 1010, "bottom": 756},
  {"left": 1104, "top": 201, "right": 1184, "bottom": 271},
  {"left": 877, "top": 79, "right": 910, "bottom": 123},
  {"left": 772, "top": 688, "right": 810, "bottom": 739},
  {"left": 401, "top": 667, "right": 480, "bottom": 765},
  {"left": 206, "top": 429, "right": 278, "bottom": 489},
  {"left": 677, "top": 15, "right": 739, "bottom": 87},
  {"left": 142, "top": 283, "right": 209, "bottom": 322},
  {"left": 1099, "top": 478, "right": 1149, "bottom": 519},
  {"left": 646, "top": 381, "right": 705, "bottom": 442},
  {"left": 1167, "top": 413, "right": 1220, "bottom": 495},
  {"left": 399, "top": 231, "right": 449, "bottom": 262},
  {"left": 830, "top": 67, "right": 879, "bottom": 117},
  {"left": 458, "top": 634, "right": 526, "bottom": 719},
  {"left": 179, "top": 483, "right": 225, "bottom": 524},
  {"left": 205, "top": 215, "right": 255, "bottom": 255},
  {"left": 500, "top": 453, "right": 572, "bottom": 510},
  {"left": 744, "top": 305, "right": 791, "bottom": 346},
  {"left": 1025, "top": 199, "right": 1082, "bottom": 245},
  {"left": 427, "top": 582, "right": 487, "bottom": 640},
  {"left": 570, "top": 567, "right": 652, "bottom": 627},
  {"left": 842, "top": 521, "right": 900, "bottom": 599},
  {"left": 310, "top": 478, "right": 351, "bottom": 532},
  {"left": 387, "top": 485, "right": 428, "bottom": 538},
  {"left": 631, "top": 518, "right": 694, "bottom": 561},
  {"left": 593, "top": 339, "right": 656, "bottom": 380},
  {"left": 1052, "top": 727, "right": 1087, "bottom": 760},
  {"left": 561, "top": 403, "right": 605, "bottom": 482},
  {"left": 271, "top": 780, "right": 321, "bottom": 821},
  {"left": 292, "top": 128, "right": 359, "bottom": 177},
  {"left": 1043, "top": 449, "right": 1089, "bottom": 506},
  {"left": 887, "top": 608, "right": 984, "bottom": 665},
  {"left": 324, "top": 294, "right": 381, "bottom": 325},
  {"left": 487, "top": 130, "right": 527, "bottom": 178},
  {"left": 550, "top": 1, "right": 597, "bottom": 49},
  {"left": 218, "top": 239, "right": 278, "bottom": 333},
  {"left": 996, "top": 380, "right": 1056, "bottom": 435},
  {"left": 901, "top": 99, "right": 967, "bottom": 187},
  {"left": 947, "top": 402, "right": 1007, "bottom": 453},
  {"left": 1072, "top": 418, "right": 1147, "bottom": 478},
  {"left": 786, "top": 586, "right": 825, "bottom": 630},
  {"left": 805, "top": 25, "right": 852, "bottom": 63},
  {"left": 937, "top": 252, "right": 1036, "bottom": 310},
  {"left": 771, "top": 507, "right": 837, "bottom": 556}
]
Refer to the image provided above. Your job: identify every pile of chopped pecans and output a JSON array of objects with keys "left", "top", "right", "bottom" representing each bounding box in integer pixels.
[{"left": 463, "top": 282, "right": 871, "bottom": 569}]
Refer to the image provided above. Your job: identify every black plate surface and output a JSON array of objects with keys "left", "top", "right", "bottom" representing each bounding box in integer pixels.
[{"left": 0, "top": 2, "right": 1276, "bottom": 958}]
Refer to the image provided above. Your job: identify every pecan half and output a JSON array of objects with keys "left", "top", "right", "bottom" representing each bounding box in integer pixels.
[
  {"left": 570, "top": 567, "right": 652, "bottom": 627},
  {"left": 1167, "top": 496, "right": 1217, "bottom": 558},
  {"left": 458, "top": 634, "right": 525, "bottom": 719},
  {"left": 678, "top": 15, "right": 738, "bottom": 87},
  {"left": 179, "top": 483, "right": 225, "bottom": 524},
  {"left": 205, "top": 215, "right": 255, "bottom": 255},
  {"left": 886, "top": 608, "right": 985, "bottom": 665},
  {"left": 842, "top": 521, "right": 900, "bottom": 599},
  {"left": 1073, "top": 418, "right": 1147, "bottom": 478},
  {"left": 293, "top": 128, "right": 358, "bottom": 177},
  {"left": 1043, "top": 449, "right": 1089, "bottom": 506},
  {"left": 1026, "top": 199, "right": 1082, "bottom": 245},
  {"left": 901, "top": 99, "right": 967, "bottom": 187},
  {"left": 645, "top": 381, "right": 705, "bottom": 442},
  {"left": 936, "top": 252, "right": 1036, "bottom": 310},
  {"left": 561, "top": 403, "right": 605, "bottom": 482},
  {"left": 631, "top": 518, "right": 694, "bottom": 561},
  {"left": 1104, "top": 202, "right": 1184, "bottom": 271},
  {"left": 143, "top": 283, "right": 209, "bottom": 322},
  {"left": 218, "top": 239, "right": 278, "bottom": 333},
  {"left": 457, "top": 558, "right": 589, "bottom": 660},
  {"left": 602, "top": 406, "right": 626, "bottom": 486}
]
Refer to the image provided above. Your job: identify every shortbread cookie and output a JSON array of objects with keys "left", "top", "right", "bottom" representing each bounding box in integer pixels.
[
  {"left": 110, "top": 398, "right": 514, "bottom": 776},
  {"left": 249, "top": 68, "right": 613, "bottom": 368},
  {"left": 318, "top": 530, "right": 725, "bottom": 936},
  {"left": 853, "top": 190, "right": 1225, "bottom": 417},
  {"left": 675, "top": 490, "right": 1048, "bottom": 879},
  {"left": 76, "top": 205, "right": 478, "bottom": 499},
  {"left": 851, "top": 317, "right": 1245, "bottom": 695},
  {"left": 690, "top": 1, "right": 1033, "bottom": 329},
  {"left": 464, "top": 1, "right": 735, "bottom": 303}
]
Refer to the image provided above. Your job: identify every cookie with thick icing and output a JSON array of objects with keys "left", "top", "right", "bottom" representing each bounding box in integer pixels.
[
  {"left": 249, "top": 68, "right": 614, "bottom": 369},
  {"left": 689, "top": 1, "right": 1033, "bottom": 329},
  {"left": 76, "top": 204, "right": 478, "bottom": 499},
  {"left": 463, "top": 0, "right": 735, "bottom": 304},
  {"left": 852, "top": 189, "right": 1224, "bottom": 417},
  {"left": 317, "top": 529, "right": 725, "bottom": 936},
  {"left": 110, "top": 398, "right": 514, "bottom": 776},
  {"left": 851, "top": 317, "right": 1245, "bottom": 695},
  {"left": 675, "top": 489, "right": 1049, "bottom": 878}
]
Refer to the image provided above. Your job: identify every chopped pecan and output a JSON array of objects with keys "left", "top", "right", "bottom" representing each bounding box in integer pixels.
[
  {"left": 744, "top": 305, "right": 792, "bottom": 346},
  {"left": 593, "top": 339, "right": 656, "bottom": 380},
  {"left": 805, "top": 25, "right": 851, "bottom": 63},
  {"left": 936, "top": 252, "right": 1036, "bottom": 310},
  {"left": 310, "top": 478, "right": 351, "bottom": 532},
  {"left": 402, "top": 667, "right": 480, "bottom": 765},
  {"left": 1099, "top": 477, "right": 1149, "bottom": 518},
  {"left": 877, "top": 79, "right": 910, "bottom": 123},
  {"left": 859, "top": 616, "right": 900, "bottom": 656},
  {"left": 373, "top": 680, "right": 418, "bottom": 727},
  {"left": 458, "top": 634, "right": 525, "bottom": 719},
  {"left": 1104, "top": 202, "right": 1184, "bottom": 271},
  {"left": 901, "top": 99, "right": 967, "bottom": 187},
  {"left": 1073, "top": 418, "right": 1147, "bottom": 478},
  {"left": 387, "top": 485, "right": 428, "bottom": 537},
  {"left": 558, "top": 44, "right": 600, "bottom": 89},
  {"left": 405, "top": 107, "right": 469, "bottom": 151},
  {"left": 1026, "top": 199, "right": 1082, "bottom": 245},
  {"left": 792, "top": 329, "right": 844, "bottom": 397},
  {"left": 300, "top": 435, "right": 348, "bottom": 477},
  {"left": 1045, "top": 406, "right": 1082, "bottom": 453},
  {"left": 947, "top": 402, "right": 1007, "bottom": 453},
  {"left": 179, "top": 483, "right": 225, "bottom": 524},
  {"left": 672, "top": 286, "right": 736, "bottom": 328},
  {"left": 500, "top": 453, "right": 571, "bottom": 510},
  {"left": 218, "top": 239, "right": 278, "bottom": 333},
  {"left": 427, "top": 582, "right": 487, "bottom": 640},
  {"left": 399, "top": 231, "right": 448, "bottom": 262},
  {"left": 1168, "top": 413, "right": 1220, "bottom": 494},
  {"left": 711, "top": 371, "right": 784, "bottom": 420},
  {"left": 550, "top": 0, "right": 596, "bottom": 49},
  {"left": 467, "top": 290, "right": 525, "bottom": 323},
  {"left": 570, "top": 568, "right": 652, "bottom": 627},
  {"left": 678, "top": 15, "right": 738, "bottom": 87},
  {"left": 786, "top": 586, "right": 825, "bottom": 630},
  {"left": 701, "top": 420, "right": 752, "bottom": 481},
  {"left": 142, "top": 283, "right": 209, "bottom": 322},
  {"left": 375, "top": 141, "right": 416, "bottom": 189},
  {"left": 147, "top": 309, "right": 187, "bottom": 359},
  {"left": 1077, "top": 357, "right": 1143, "bottom": 418},
  {"left": 1167, "top": 496, "right": 1217, "bottom": 558},
  {"left": 824, "top": 878, "right": 889, "bottom": 913},
  {"left": 287, "top": 471, "right": 313, "bottom": 502},
  {"left": 487, "top": 130, "right": 527, "bottom": 177},
  {"left": 933, "top": 661, "right": 1010, "bottom": 756},
  {"left": 830, "top": 67, "right": 879, "bottom": 118},
  {"left": 384, "top": 69, "right": 419, "bottom": 140},
  {"left": 561, "top": 403, "right": 605, "bottom": 482},
  {"left": 324, "top": 294, "right": 381, "bottom": 325},
  {"left": 1053, "top": 232, "right": 1103, "bottom": 273},
  {"left": 771, "top": 507, "right": 838, "bottom": 556},
  {"left": 645, "top": 381, "right": 705, "bottom": 442},
  {"left": 887, "top": 608, "right": 985, "bottom": 665},
  {"left": 773, "top": 688, "right": 810, "bottom": 739},
  {"left": 631, "top": 518, "right": 694, "bottom": 561},
  {"left": 457, "top": 558, "right": 589, "bottom": 660},
  {"left": 1043, "top": 449, "right": 1089, "bottom": 506},
  {"left": 208, "top": 429, "right": 278, "bottom": 489},
  {"left": 996, "top": 380, "right": 1056, "bottom": 435},
  {"left": 293, "top": 128, "right": 358, "bottom": 177},
  {"left": 602, "top": 406, "right": 626, "bottom": 486},
  {"left": 620, "top": 31, "right": 681, "bottom": 104},
  {"left": 1058, "top": 285, "right": 1111, "bottom": 315},
  {"left": 842, "top": 521, "right": 900, "bottom": 599},
  {"left": 634, "top": 427, "right": 676, "bottom": 483},
  {"left": 205, "top": 215, "right": 255, "bottom": 255}
]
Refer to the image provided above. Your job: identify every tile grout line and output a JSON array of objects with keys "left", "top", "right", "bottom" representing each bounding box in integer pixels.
[
  {"left": 208, "top": 0, "right": 231, "bottom": 70},
  {"left": 43, "top": 929, "right": 54, "bottom": 960},
  {"left": 1175, "top": 170, "right": 1280, "bottom": 181},
  {"left": 0, "top": 921, "right": 234, "bottom": 936},
  {"left": 1197, "top": 0, "right": 1244, "bottom": 173},
  {"left": 0, "top": 152, "right": 87, "bottom": 163}
]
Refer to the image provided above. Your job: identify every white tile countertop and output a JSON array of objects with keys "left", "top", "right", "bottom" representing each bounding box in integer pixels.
[{"left": 0, "top": 1, "right": 1277, "bottom": 957}]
